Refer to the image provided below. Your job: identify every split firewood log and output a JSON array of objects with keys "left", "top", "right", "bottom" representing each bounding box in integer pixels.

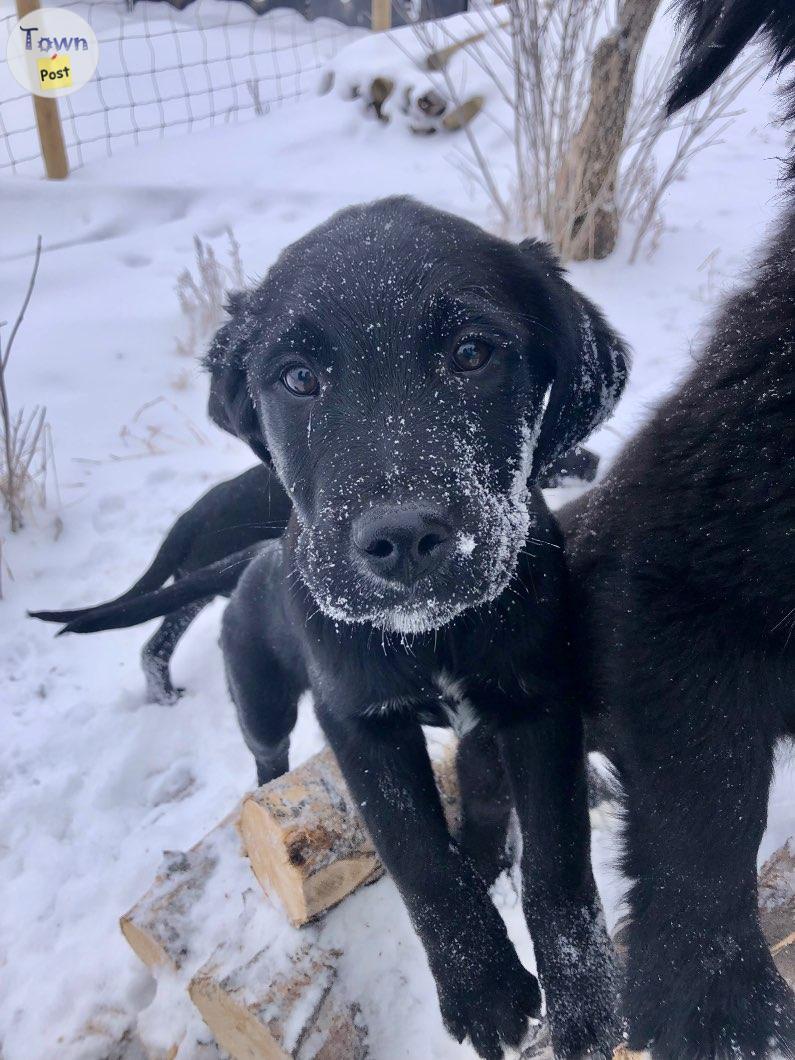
[
  {"left": 442, "top": 95, "right": 484, "bottom": 133},
  {"left": 239, "top": 744, "right": 459, "bottom": 926},
  {"left": 189, "top": 938, "right": 367, "bottom": 1060},
  {"left": 759, "top": 838, "right": 795, "bottom": 990},
  {"left": 121, "top": 803, "right": 369, "bottom": 1060},
  {"left": 425, "top": 20, "right": 508, "bottom": 72},
  {"left": 121, "top": 812, "right": 242, "bottom": 973},
  {"left": 323, "top": 68, "right": 482, "bottom": 134}
]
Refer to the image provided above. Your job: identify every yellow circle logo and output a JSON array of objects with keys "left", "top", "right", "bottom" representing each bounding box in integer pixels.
[{"left": 7, "top": 9, "right": 98, "bottom": 98}]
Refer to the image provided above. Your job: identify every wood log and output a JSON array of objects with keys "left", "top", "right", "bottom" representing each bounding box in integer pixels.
[
  {"left": 759, "top": 838, "right": 795, "bottom": 990},
  {"left": 368, "top": 76, "right": 394, "bottom": 121},
  {"left": 240, "top": 744, "right": 459, "bottom": 926},
  {"left": 442, "top": 95, "right": 484, "bottom": 133},
  {"left": 189, "top": 938, "right": 367, "bottom": 1060},
  {"left": 121, "top": 812, "right": 241, "bottom": 973},
  {"left": 425, "top": 21, "right": 508, "bottom": 72},
  {"left": 121, "top": 803, "right": 369, "bottom": 1060}
]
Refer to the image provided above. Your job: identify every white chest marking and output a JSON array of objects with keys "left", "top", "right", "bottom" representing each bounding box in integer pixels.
[{"left": 434, "top": 670, "right": 480, "bottom": 737}]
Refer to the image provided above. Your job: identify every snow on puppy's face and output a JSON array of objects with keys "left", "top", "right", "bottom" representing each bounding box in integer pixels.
[{"left": 206, "top": 198, "right": 628, "bottom": 632}]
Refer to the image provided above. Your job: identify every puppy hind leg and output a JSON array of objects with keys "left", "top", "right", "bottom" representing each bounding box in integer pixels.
[
  {"left": 456, "top": 726, "right": 514, "bottom": 887},
  {"left": 141, "top": 599, "right": 211, "bottom": 705}
]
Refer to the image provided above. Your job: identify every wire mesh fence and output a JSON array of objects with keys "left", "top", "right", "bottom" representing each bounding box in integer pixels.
[{"left": 0, "top": 0, "right": 363, "bottom": 176}]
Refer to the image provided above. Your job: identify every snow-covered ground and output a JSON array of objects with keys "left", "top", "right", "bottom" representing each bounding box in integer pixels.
[{"left": 1, "top": 6, "right": 793, "bottom": 1059}]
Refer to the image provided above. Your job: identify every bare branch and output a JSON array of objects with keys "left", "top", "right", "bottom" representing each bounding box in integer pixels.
[{"left": 3, "top": 236, "right": 42, "bottom": 370}]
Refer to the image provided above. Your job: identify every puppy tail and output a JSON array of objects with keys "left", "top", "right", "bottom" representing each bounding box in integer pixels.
[
  {"left": 29, "top": 544, "right": 261, "bottom": 634},
  {"left": 30, "top": 515, "right": 195, "bottom": 626},
  {"left": 667, "top": 0, "right": 795, "bottom": 122}
]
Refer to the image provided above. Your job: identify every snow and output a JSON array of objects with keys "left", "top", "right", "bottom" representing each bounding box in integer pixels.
[
  {"left": 0, "top": 4, "right": 793, "bottom": 1059},
  {"left": 457, "top": 532, "right": 475, "bottom": 556}
]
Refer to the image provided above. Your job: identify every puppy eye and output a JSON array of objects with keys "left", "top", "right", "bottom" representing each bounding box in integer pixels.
[
  {"left": 281, "top": 364, "right": 320, "bottom": 396},
  {"left": 451, "top": 339, "right": 493, "bottom": 374}
]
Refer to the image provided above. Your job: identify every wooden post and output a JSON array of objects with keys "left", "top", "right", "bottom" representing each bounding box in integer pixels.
[
  {"left": 15, "top": 0, "right": 69, "bottom": 180},
  {"left": 370, "top": 0, "right": 391, "bottom": 33}
]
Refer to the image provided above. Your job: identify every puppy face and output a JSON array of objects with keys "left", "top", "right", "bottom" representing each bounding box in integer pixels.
[{"left": 208, "top": 198, "right": 627, "bottom": 633}]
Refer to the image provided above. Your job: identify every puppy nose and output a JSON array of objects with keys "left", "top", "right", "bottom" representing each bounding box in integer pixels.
[{"left": 352, "top": 506, "right": 453, "bottom": 585}]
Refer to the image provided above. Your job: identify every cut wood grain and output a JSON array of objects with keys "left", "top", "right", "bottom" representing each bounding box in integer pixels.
[
  {"left": 120, "top": 812, "right": 241, "bottom": 973},
  {"left": 240, "top": 745, "right": 459, "bottom": 926},
  {"left": 121, "top": 803, "right": 369, "bottom": 1060},
  {"left": 759, "top": 838, "right": 795, "bottom": 990},
  {"left": 189, "top": 938, "right": 367, "bottom": 1060}
]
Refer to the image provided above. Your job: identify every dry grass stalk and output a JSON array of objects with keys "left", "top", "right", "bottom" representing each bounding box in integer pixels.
[
  {"left": 115, "top": 397, "right": 209, "bottom": 459},
  {"left": 508, "top": 0, "right": 617, "bottom": 243},
  {"left": 175, "top": 228, "right": 245, "bottom": 359},
  {"left": 0, "top": 236, "right": 53, "bottom": 535}
]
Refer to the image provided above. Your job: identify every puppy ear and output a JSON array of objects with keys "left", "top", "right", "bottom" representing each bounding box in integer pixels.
[
  {"left": 520, "top": 239, "right": 630, "bottom": 475},
  {"left": 204, "top": 296, "right": 271, "bottom": 465}
]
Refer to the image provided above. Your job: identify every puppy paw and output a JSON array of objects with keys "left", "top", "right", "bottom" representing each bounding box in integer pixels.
[
  {"left": 625, "top": 930, "right": 795, "bottom": 1058},
  {"left": 437, "top": 952, "right": 541, "bottom": 1059},
  {"left": 154, "top": 686, "right": 184, "bottom": 706},
  {"left": 535, "top": 905, "right": 620, "bottom": 1059},
  {"left": 143, "top": 670, "right": 184, "bottom": 706}
]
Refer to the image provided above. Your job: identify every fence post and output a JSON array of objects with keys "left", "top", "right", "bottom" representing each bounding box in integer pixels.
[
  {"left": 15, "top": 0, "right": 69, "bottom": 179},
  {"left": 371, "top": 0, "right": 391, "bottom": 32}
]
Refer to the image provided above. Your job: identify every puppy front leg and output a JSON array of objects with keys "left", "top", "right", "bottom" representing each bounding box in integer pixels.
[
  {"left": 497, "top": 703, "right": 618, "bottom": 1059},
  {"left": 316, "top": 704, "right": 541, "bottom": 1060}
]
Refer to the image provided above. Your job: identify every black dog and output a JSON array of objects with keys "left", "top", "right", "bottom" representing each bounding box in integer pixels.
[
  {"left": 560, "top": 3, "right": 795, "bottom": 1055},
  {"left": 201, "top": 197, "right": 628, "bottom": 1058},
  {"left": 30, "top": 465, "right": 291, "bottom": 703},
  {"left": 29, "top": 451, "right": 598, "bottom": 703}
]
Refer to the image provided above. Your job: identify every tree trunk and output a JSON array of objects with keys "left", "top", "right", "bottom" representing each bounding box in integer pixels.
[{"left": 553, "top": 0, "right": 662, "bottom": 260}]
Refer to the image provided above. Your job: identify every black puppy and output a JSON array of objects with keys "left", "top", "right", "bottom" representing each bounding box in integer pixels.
[
  {"left": 30, "top": 465, "right": 291, "bottom": 703},
  {"left": 207, "top": 197, "right": 628, "bottom": 1059},
  {"left": 561, "top": 3, "right": 795, "bottom": 1056},
  {"left": 29, "top": 452, "right": 598, "bottom": 702}
]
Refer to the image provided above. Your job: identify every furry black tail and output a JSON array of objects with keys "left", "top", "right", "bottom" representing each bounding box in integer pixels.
[
  {"left": 30, "top": 515, "right": 197, "bottom": 626},
  {"left": 668, "top": 0, "right": 795, "bottom": 117},
  {"left": 29, "top": 544, "right": 261, "bottom": 634}
]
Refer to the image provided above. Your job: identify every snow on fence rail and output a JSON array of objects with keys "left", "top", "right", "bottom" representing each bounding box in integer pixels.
[{"left": 0, "top": 0, "right": 362, "bottom": 176}]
